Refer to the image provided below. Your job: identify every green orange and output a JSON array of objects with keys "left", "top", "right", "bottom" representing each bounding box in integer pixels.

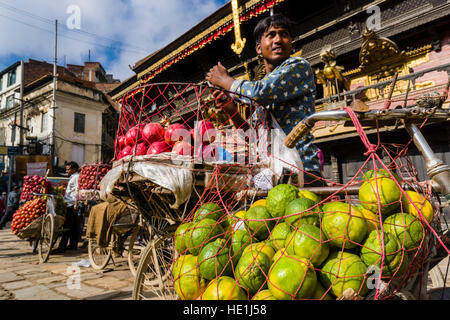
[
  {"left": 242, "top": 241, "right": 276, "bottom": 261},
  {"left": 298, "top": 189, "right": 322, "bottom": 204},
  {"left": 235, "top": 250, "right": 272, "bottom": 294},
  {"left": 362, "top": 169, "right": 401, "bottom": 183},
  {"left": 266, "top": 184, "right": 299, "bottom": 218},
  {"left": 252, "top": 289, "right": 277, "bottom": 300},
  {"left": 268, "top": 255, "right": 317, "bottom": 300},
  {"left": 173, "top": 255, "right": 207, "bottom": 300},
  {"left": 284, "top": 197, "right": 321, "bottom": 227},
  {"left": 174, "top": 222, "right": 191, "bottom": 254},
  {"left": 230, "top": 229, "right": 251, "bottom": 264},
  {"left": 244, "top": 205, "right": 275, "bottom": 241},
  {"left": 201, "top": 276, "right": 248, "bottom": 300},
  {"left": 383, "top": 213, "right": 424, "bottom": 251},
  {"left": 193, "top": 202, "right": 225, "bottom": 223},
  {"left": 267, "top": 222, "right": 291, "bottom": 251},
  {"left": 401, "top": 190, "right": 434, "bottom": 223},
  {"left": 357, "top": 205, "right": 381, "bottom": 233},
  {"left": 198, "top": 238, "right": 233, "bottom": 280},
  {"left": 359, "top": 177, "right": 401, "bottom": 216},
  {"left": 285, "top": 224, "right": 329, "bottom": 267},
  {"left": 320, "top": 251, "right": 368, "bottom": 298},
  {"left": 311, "top": 282, "right": 334, "bottom": 300},
  {"left": 185, "top": 218, "right": 224, "bottom": 256},
  {"left": 321, "top": 201, "right": 367, "bottom": 249},
  {"left": 360, "top": 230, "right": 408, "bottom": 276}
]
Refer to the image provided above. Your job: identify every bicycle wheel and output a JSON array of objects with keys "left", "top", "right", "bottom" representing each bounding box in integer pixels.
[
  {"left": 132, "top": 233, "right": 176, "bottom": 300},
  {"left": 88, "top": 236, "right": 112, "bottom": 270},
  {"left": 127, "top": 225, "right": 151, "bottom": 277},
  {"left": 38, "top": 214, "right": 54, "bottom": 263}
]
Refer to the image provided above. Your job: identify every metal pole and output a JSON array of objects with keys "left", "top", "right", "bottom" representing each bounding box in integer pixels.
[
  {"left": 7, "top": 155, "right": 12, "bottom": 194},
  {"left": 52, "top": 19, "right": 57, "bottom": 157},
  {"left": 19, "top": 60, "right": 24, "bottom": 155}
]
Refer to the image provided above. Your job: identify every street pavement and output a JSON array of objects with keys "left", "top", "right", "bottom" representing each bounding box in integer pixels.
[
  {"left": 0, "top": 219, "right": 448, "bottom": 300},
  {"left": 0, "top": 221, "right": 137, "bottom": 300}
]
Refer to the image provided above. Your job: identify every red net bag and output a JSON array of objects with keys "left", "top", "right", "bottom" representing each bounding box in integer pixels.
[
  {"left": 171, "top": 106, "right": 449, "bottom": 301},
  {"left": 20, "top": 175, "right": 51, "bottom": 202},
  {"left": 11, "top": 197, "right": 46, "bottom": 238},
  {"left": 77, "top": 162, "right": 111, "bottom": 201}
]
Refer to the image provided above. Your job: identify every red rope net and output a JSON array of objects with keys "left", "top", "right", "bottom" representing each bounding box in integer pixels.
[{"left": 116, "top": 83, "right": 448, "bottom": 300}]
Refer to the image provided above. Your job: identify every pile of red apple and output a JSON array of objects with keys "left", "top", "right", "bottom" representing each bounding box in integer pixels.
[
  {"left": 115, "top": 120, "right": 217, "bottom": 161},
  {"left": 20, "top": 175, "right": 49, "bottom": 202},
  {"left": 11, "top": 197, "right": 46, "bottom": 235},
  {"left": 78, "top": 163, "right": 111, "bottom": 190}
]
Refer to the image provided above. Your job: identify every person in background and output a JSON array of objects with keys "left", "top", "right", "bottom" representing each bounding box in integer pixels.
[
  {"left": 53, "top": 161, "right": 80, "bottom": 253},
  {"left": 0, "top": 186, "right": 20, "bottom": 229},
  {"left": 0, "top": 192, "right": 7, "bottom": 219},
  {"left": 206, "top": 14, "right": 324, "bottom": 186}
]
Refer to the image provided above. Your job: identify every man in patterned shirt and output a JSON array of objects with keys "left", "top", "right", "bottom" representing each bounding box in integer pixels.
[{"left": 206, "top": 14, "right": 324, "bottom": 186}]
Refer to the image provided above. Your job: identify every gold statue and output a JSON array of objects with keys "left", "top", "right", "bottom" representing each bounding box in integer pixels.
[{"left": 315, "top": 47, "right": 350, "bottom": 99}]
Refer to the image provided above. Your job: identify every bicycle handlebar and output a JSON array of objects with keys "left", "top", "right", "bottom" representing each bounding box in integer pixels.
[
  {"left": 284, "top": 105, "right": 450, "bottom": 202},
  {"left": 284, "top": 106, "right": 450, "bottom": 148}
]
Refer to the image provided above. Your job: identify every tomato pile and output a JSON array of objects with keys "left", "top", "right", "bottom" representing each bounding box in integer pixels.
[
  {"left": 11, "top": 198, "right": 46, "bottom": 235},
  {"left": 78, "top": 163, "right": 111, "bottom": 190},
  {"left": 20, "top": 175, "right": 50, "bottom": 202}
]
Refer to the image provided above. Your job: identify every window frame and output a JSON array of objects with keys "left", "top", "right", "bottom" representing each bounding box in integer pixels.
[
  {"left": 74, "top": 112, "right": 86, "bottom": 133},
  {"left": 5, "top": 95, "right": 14, "bottom": 109},
  {"left": 7, "top": 70, "right": 16, "bottom": 87}
]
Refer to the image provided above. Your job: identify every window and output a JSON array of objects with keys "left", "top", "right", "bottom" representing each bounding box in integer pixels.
[
  {"left": 7, "top": 70, "right": 16, "bottom": 86},
  {"left": 5, "top": 95, "right": 14, "bottom": 109},
  {"left": 0, "top": 78, "right": 3, "bottom": 92},
  {"left": 41, "top": 112, "right": 48, "bottom": 133},
  {"left": 71, "top": 143, "right": 85, "bottom": 165},
  {"left": 0, "top": 127, "right": 5, "bottom": 145},
  {"left": 74, "top": 112, "right": 85, "bottom": 133}
]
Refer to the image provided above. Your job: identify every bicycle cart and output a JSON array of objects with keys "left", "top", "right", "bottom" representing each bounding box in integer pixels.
[
  {"left": 36, "top": 194, "right": 67, "bottom": 263},
  {"left": 87, "top": 199, "right": 151, "bottom": 277},
  {"left": 97, "top": 82, "right": 273, "bottom": 299}
]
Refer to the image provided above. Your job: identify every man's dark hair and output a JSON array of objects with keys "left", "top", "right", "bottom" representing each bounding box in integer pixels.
[
  {"left": 253, "top": 14, "right": 294, "bottom": 44},
  {"left": 66, "top": 161, "right": 79, "bottom": 172}
]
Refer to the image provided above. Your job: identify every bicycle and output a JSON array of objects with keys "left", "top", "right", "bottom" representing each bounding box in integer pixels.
[
  {"left": 37, "top": 194, "right": 68, "bottom": 263},
  {"left": 87, "top": 202, "right": 151, "bottom": 276}
]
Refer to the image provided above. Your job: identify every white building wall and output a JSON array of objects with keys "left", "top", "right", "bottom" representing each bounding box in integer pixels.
[{"left": 0, "top": 63, "right": 23, "bottom": 111}]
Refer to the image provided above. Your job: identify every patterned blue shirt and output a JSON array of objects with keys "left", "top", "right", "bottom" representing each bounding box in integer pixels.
[{"left": 230, "top": 57, "right": 321, "bottom": 172}]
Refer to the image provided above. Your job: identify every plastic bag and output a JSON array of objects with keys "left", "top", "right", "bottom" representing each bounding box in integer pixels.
[{"left": 269, "top": 114, "right": 304, "bottom": 187}]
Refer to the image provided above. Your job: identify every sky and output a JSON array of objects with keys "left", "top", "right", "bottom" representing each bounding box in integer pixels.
[{"left": 0, "top": 0, "right": 229, "bottom": 81}]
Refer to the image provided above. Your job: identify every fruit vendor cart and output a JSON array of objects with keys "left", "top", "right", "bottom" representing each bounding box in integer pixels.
[
  {"left": 12, "top": 192, "right": 67, "bottom": 263},
  {"left": 99, "top": 82, "right": 294, "bottom": 299},
  {"left": 78, "top": 162, "right": 152, "bottom": 276},
  {"left": 103, "top": 80, "right": 449, "bottom": 300}
]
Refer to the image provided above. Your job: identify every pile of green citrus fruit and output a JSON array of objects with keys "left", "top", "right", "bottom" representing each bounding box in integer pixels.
[{"left": 172, "top": 169, "right": 431, "bottom": 300}]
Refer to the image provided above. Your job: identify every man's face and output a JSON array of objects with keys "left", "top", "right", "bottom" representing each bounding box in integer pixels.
[
  {"left": 256, "top": 24, "right": 292, "bottom": 67},
  {"left": 66, "top": 165, "right": 75, "bottom": 175}
]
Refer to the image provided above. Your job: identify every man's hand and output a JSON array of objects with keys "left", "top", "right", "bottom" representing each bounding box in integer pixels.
[
  {"left": 211, "top": 90, "right": 248, "bottom": 130},
  {"left": 206, "top": 62, "right": 235, "bottom": 90}
]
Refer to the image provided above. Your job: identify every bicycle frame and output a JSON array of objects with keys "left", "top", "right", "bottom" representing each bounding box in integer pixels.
[{"left": 284, "top": 106, "right": 450, "bottom": 202}]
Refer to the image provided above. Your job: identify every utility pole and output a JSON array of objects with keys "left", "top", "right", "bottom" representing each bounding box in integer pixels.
[
  {"left": 52, "top": 19, "right": 57, "bottom": 158},
  {"left": 19, "top": 60, "right": 24, "bottom": 155}
]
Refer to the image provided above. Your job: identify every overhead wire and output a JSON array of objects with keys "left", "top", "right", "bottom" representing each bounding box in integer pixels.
[{"left": 0, "top": 1, "right": 149, "bottom": 55}]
